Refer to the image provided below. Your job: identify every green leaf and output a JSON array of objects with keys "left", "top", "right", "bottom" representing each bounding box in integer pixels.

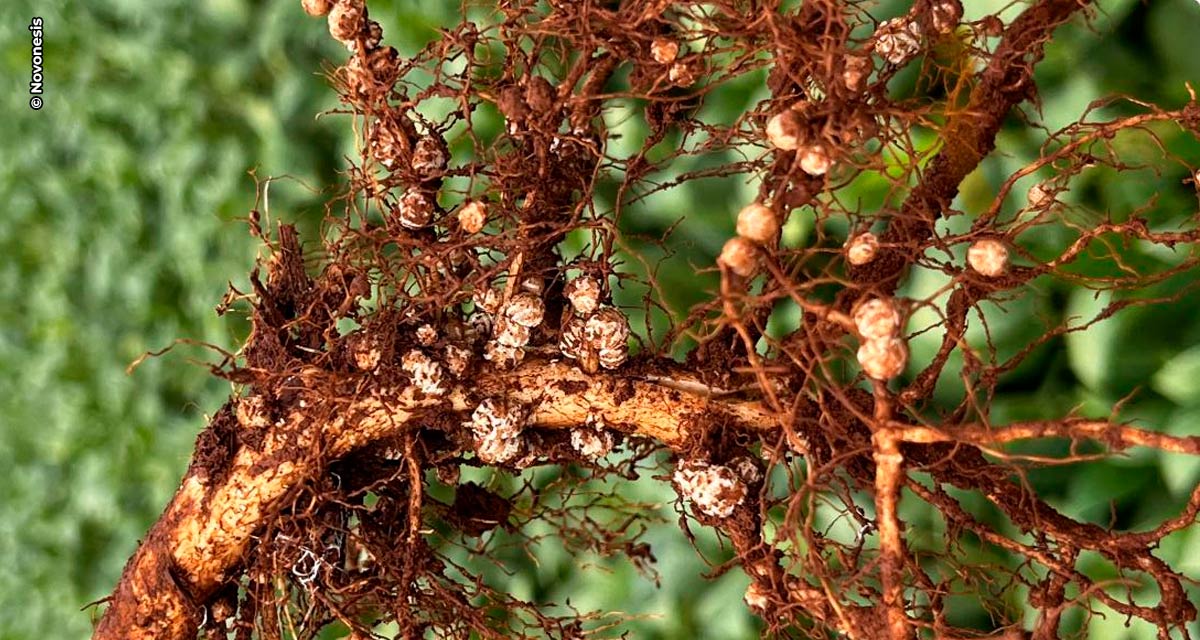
[
  {"left": 1158, "top": 407, "right": 1200, "bottom": 496},
  {"left": 1152, "top": 345, "right": 1200, "bottom": 406}
]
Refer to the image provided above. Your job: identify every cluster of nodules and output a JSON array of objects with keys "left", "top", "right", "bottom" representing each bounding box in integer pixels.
[
  {"left": 648, "top": 37, "right": 697, "bottom": 87},
  {"left": 762, "top": 1, "right": 963, "bottom": 174},
  {"left": 345, "top": 320, "right": 473, "bottom": 397},
  {"left": 467, "top": 399, "right": 616, "bottom": 466},
  {"left": 671, "top": 457, "right": 761, "bottom": 519},
  {"left": 720, "top": 4, "right": 971, "bottom": 278},
  {"left": 870, "top": 1, "right": 962, "bottom": 66},
  {"left": 558, "top": 275, "right": 631, "bottom": 373},
  {"left": 378, "top": 138, "right": 454, "bottom": 231},
  {"left": 302, "top": 0, "right": 404, "bottom": 105},
  {"left": 466, "top": 398, "right": 528, "bottom": 465},
  {"left": 375, "top": 135, "right": 492, "bottom": 233},
  {"left": 765, "top": 106, "right": 835, "bottom": 178},
  {"left": 333, "top": 286, "right": 627, "bottom": 467},
  {"left": 469, "top": 274, "right": 631, "bottom": 372},
  {"left": 371, "top": 114, "right": 464, "bottom": 234},
  {"left": 471, "top": 280, "right": 547, "bottom": 369},
  {"left": 718, "top": 203, "right": 780, "bottom": 278},
  {"left": 853, "top": 297, "right": 908, "bottom": 381},
  {"left": 298, "top": 0, "right": 460, "bottom": 232},
  {"left": 303, "top": 0, "right": 382, "bottom": 51},
  {"left": 397, "top": 273, "right": 628, "bottom": 465}
]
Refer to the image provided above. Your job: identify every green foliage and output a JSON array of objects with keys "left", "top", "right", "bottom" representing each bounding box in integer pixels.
[
  {"left": 2, "top": 0, "right": 1200, "bottom": 637},
  {"left": 0, "top": 0, "right": 339, "bottom": 636}
]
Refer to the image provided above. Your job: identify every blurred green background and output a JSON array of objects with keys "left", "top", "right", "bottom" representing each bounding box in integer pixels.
[{"left": 2, "top": 0, "right": 1200, "bottom": 638}]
